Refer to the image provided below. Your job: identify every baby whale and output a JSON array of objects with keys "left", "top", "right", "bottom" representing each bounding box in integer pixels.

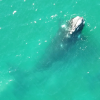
[{"left": 35, "top": 16, "right": 85, "bottom": 70}]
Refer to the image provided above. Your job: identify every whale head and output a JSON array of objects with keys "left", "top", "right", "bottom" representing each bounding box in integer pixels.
[{"left": 68, "top": 16, "right": 85, "bottom": 38}]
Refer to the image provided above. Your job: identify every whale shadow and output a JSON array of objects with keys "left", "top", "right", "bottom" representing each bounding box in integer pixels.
[{"left": 7, "top": 16, "right": 85, "bottom": 99}]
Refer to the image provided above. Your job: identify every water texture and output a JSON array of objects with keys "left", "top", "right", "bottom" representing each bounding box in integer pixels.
[{"left": 0, "top": 0, "right": 100, "bottom": 100}]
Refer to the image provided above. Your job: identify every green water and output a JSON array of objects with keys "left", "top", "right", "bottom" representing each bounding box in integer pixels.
[{"left": 0, "top": 0, "right": 100, "bottom": 100}]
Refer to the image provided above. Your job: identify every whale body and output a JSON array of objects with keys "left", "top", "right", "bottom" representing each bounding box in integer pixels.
[
  {"left": 35, "top": 16, "right": 85, "bottom": 70},
  {"left": 7, "top": 16, "right": 85, "bottom": 98}
]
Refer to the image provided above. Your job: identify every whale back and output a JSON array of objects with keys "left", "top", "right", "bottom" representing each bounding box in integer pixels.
[{"left": 35, "top": 16, "right": 85, "bottom": 70}]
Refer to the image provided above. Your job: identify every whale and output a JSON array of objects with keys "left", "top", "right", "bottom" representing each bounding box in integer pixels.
[
  {"left": 7, "top": 16, "right": 85, "bottom": 98},
  {"left": 35, "top": 16, "right": 85, "bottom": 70}
]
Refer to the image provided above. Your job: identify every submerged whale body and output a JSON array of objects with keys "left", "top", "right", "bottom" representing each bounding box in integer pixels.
[
  {"left": 36, "top": 16, "right": 85, "bottom": 70},
  {"left": 7, "top": 16, "right": 85, "bottom": 99}
]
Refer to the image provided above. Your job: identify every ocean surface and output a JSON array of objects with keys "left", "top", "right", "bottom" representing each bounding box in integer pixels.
[{"left": 0, "top": 0, "right": 100, "bottom": 100}]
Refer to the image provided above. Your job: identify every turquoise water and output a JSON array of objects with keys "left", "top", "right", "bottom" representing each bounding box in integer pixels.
[{"left": 0, "top": 0, "right": 100, "bottom": 100}]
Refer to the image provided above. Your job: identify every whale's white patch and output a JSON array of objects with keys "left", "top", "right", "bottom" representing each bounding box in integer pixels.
[
  {"left": 68, "top": 16, "right": 84, "bottom": 34},
  {"left": 66, "top": 34, "right": 70, "bottom": 38},
  {"left": 60, "top": 43, "right": 63, "bottom": 48},
  {"left": 76, "top": 19, "right": 82, "bottom": 26},
  {"left": 78, "top": 34, "right": 81, "bottom": 38},
  {"left": 61, "top": 24, "right": 66, "bottom": 28}
]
